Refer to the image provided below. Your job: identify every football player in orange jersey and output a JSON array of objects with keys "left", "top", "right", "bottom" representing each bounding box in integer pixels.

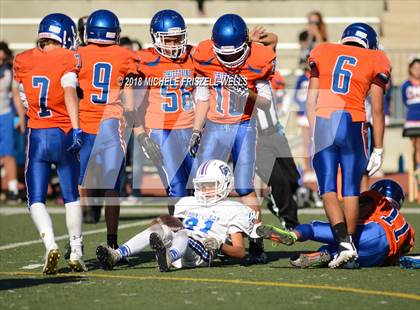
[
  {"left": 132, "top": 10, "right": 195, "bottom": 214},
  {"left": 13, "top": 13, "right": 86, "bottom": 274},
  {"left": 189, "top": 14, "right": 276, "bottom": 264},
  {"left": 257, "top": 179, "right": 415, "bottom": 268},
  {"left": 77, "top": 9, "right": 140, "bottom": 253},
  {"left": 306, "top": 23, "right": 391, "bottom": 268}
]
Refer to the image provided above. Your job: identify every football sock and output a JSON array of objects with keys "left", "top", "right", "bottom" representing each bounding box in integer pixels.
[
  {"left": 169, "top": 230, "right": 188, "bottom": 261},
  {"left": 65, "top": 201, "right": 83, "bottom": 256},
  {"left": 8, "top": 179, "right": 18, "bottom": 195},
  {"left": 30, "top": 202, "right": 56, "bottom": 250},
  {"left": 294, "top": 224, "right": 314, "bottom": 241},
  {"left": 117, "top": 226, "right": 161, "bottom": 257},
  {"left": 333, "top": 222, "right": 349, "bottom": 243},
  {"left": 107, "top": 234, "right": 118, "bottom": 249}
]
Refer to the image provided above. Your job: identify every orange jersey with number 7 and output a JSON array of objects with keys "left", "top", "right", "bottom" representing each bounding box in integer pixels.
[
  {"left": 78, "top": 44, "right": 140, "bottom": 134},
  {"left": 309, "top": 43, "right": 391, "bottom": 122},
  {"left": 13, "top": 47, "right": 80, "bottom": 134},
  {"left": 138, "top": 46, "right": 196, "bottom": 130}
]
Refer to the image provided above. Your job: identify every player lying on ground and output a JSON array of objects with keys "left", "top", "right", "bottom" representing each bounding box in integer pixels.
[
  {"left": 96, "top": 160, "right": 257, "bottom": 271},
  {"left": 257, "top": 179, "right": 415, "bottom": 268},
  {"left": 13, "top": 13, "right": 86, "bottom": 273}
]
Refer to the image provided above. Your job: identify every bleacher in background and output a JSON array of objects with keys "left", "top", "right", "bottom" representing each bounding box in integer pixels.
[{"left": 1, "top": 0, "right": 419, "bottom": 173}]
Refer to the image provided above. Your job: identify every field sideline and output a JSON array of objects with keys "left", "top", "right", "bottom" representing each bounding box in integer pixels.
[{"left": 0, "top": 203, "right": 419, "bottom": 309}]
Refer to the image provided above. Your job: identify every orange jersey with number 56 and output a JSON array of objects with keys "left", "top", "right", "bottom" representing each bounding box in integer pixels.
[
  {"left": 13, "top": 47, "right": 80, "bottom": 133},
  {"left": 138, "top": 46, "right": 196, "bottom": 130},
  {"left": 193, "top": 40, "right": 276, "bottom": 124},
  {"left": 309, "top": 43, "right": 391, "bottom": 122},
  {"left": 78, "top": 44, "right": 140, "bottom": 134}
]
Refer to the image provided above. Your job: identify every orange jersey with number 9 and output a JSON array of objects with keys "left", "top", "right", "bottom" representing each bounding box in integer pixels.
[
  {"left": 193, "top": 40, "right": 276, "bottom": 124},
  {"left": 309, "top": 43, "right": 391, "bottom": 122},
  {"left": 138, "top": 47, "right": 195, "bottom": 129},
  {"left": 78, "top": 44, "right": 140, "bottom": 134},
  {"left": 13, "top": 47, "right": 80, "bottom": 134}
]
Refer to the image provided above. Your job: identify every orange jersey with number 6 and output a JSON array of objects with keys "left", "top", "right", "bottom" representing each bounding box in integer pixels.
[
  {"left": 309, "top": 43, "right": 391, "bottom": 122},
  {"left": 138, "top": 46, "right": 196, "bottom": 130},
  {"left": 13, "top": 47, "right": 80, "bottom": 133},
  {"left": 193, "top": 40, "right": 276, "bottom": 124},
  {"left": 78, "top": 44, "right": 140, "bottom": 134}
]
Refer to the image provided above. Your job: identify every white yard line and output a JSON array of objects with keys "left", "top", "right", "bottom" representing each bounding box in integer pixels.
[{"left": 0, "top": 219, "right": 150, "bottom": 251}]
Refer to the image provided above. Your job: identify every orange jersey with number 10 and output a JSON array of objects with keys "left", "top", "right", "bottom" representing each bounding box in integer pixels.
[
  {"left": 309, "top": 43, "right": 391, "bottom": 122},
  {"left": 138, "top": 47, "right": 195, "bottom": 130},
  {"left": 193, "top": 40, "right": 276, "bottom": 124},
  {"left": 13, "top": 48, "right": 80, "bottom": 133},
  {"left": 78, "top": 44, "right": 140, "bottom": 134}
]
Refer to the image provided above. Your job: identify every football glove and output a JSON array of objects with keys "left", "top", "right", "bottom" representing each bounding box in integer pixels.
[
  {"left": 367, "top": 147, "right": 383, "bottom": 177},
  {"left": 188, "top": 130, "right": 202, "bottom": 157},
  {"left": 67, "top": 128, "right": 83, "bottom": 154},
  {"left": 137, "top": 132, "right": 162, "bottom": 165},
  {"left": 225, "top": 74, "right": 249, "bottom": 97}
]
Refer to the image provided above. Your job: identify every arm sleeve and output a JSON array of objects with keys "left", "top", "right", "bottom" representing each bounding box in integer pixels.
[
  {"left": 16, "top": 81, "right": 28, "bottom": 109},
  {"left": 61, "top": 72, "right": 78, "bottom": 88},
  {"left": 372, "top": 52, "right": 391, "bottom": 90},
  {"left": 195, "top": 79, "right": 210, "bottom": 101},
  {"left": 308, "top": 44, "right": 323, "bottom": 78},
  {"left": 13, "top": 57, "right": 22, "bottom": 83},
  {"left": 255, "top": 79, "right": 273, "bottom": 101},
  {"left": 228, "top": 207, "right": 257, "bottom": 236}
]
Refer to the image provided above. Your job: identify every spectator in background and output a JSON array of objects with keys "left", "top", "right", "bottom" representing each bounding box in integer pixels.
[
  {"left": 0, "top": 42, "right": 25, "bottom": 203},
  {"left": 401, "top": 58, "right": 420, "bottom": 171},
  {"left": 196, "top": 0, "right": 205, "bottom": 16},
  {"left": 298, "top": 11, "right": 328, "bottom": 69},
  {"left": 119, "top": 36, "right": 133, "bottom": 49}
]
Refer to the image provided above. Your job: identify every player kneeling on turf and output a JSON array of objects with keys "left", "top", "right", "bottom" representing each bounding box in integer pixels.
[
  {"left": 96, "top": 160, "right": 257, "bottom": 271},
  {"left": 257, "top": 179, "right": 415, "bottom": 268}
]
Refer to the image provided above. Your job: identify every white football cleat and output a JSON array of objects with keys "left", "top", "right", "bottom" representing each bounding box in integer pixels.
[
  {"left": 68, "top": 250, "right": 88, "bottom": 272},
  {"left": 96, "top": 244, "right": 121, "bottom": 270},
  {"left": 328, "top": 241, "right": 358, "bottom": 269},
  {"left": 43, "top": 244, "right": 60, "bottom": 275},
  {"left": 149, "top": 232, "right": 172, "bottom": 272}
]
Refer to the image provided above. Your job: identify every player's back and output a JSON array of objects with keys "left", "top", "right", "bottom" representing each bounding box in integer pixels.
[
  {"left": 14, "top": 47, "right": 79, "bottom": 133},
  {"left": 174, "top": 196, "right": 256, "bottom": 242},
  {"left": 193, "top": 40, "right": 276, "bottom": 124},
  {"left": 138, "top": 46, "right": 195, "bottom": 130},
  {"left": 78, "top": 44, "right": 139, "bottom": 134},
  {"left": 309, "top": 43, "right": 391, "bottom": 122}
]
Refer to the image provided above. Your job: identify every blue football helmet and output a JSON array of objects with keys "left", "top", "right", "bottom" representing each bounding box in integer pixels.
[
  {"left": 150, "top": 10, "right": 187, "bottom": 59},
  {"left": 341, "top": 22, "right": 378, "bottom": 50},
  {"left": 369, "top": 179, "right": 405, "bottom": 209},
  {"left": 212, "top": 14, "right": 250, "bottom": 69},
  {"left": 38, "top": 13, "right": 78, "bottom": 50},
  {"left": 85, "top": 9, "right": 120, "bottom": 45}
]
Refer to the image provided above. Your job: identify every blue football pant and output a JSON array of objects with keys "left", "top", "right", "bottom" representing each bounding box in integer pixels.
[
  {"left": 150, "top": 128, "right": 193, "bottom": 198},
  {"left": 313, "top": 111, "right": 368, "bottom": 197},
  {"left": 25, "top": 128, "right": 79, "bottom": 206},
  {"left": 196, "top": 120, "right": 256, "bottom": 196},
  {"left": 295, "top": 221, "right": 389, "bottom": 267}
]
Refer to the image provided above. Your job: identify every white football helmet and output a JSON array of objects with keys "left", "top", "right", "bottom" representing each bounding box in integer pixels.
[{"left": 193, "top": 160, "right": 234, "bottom": 205}]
